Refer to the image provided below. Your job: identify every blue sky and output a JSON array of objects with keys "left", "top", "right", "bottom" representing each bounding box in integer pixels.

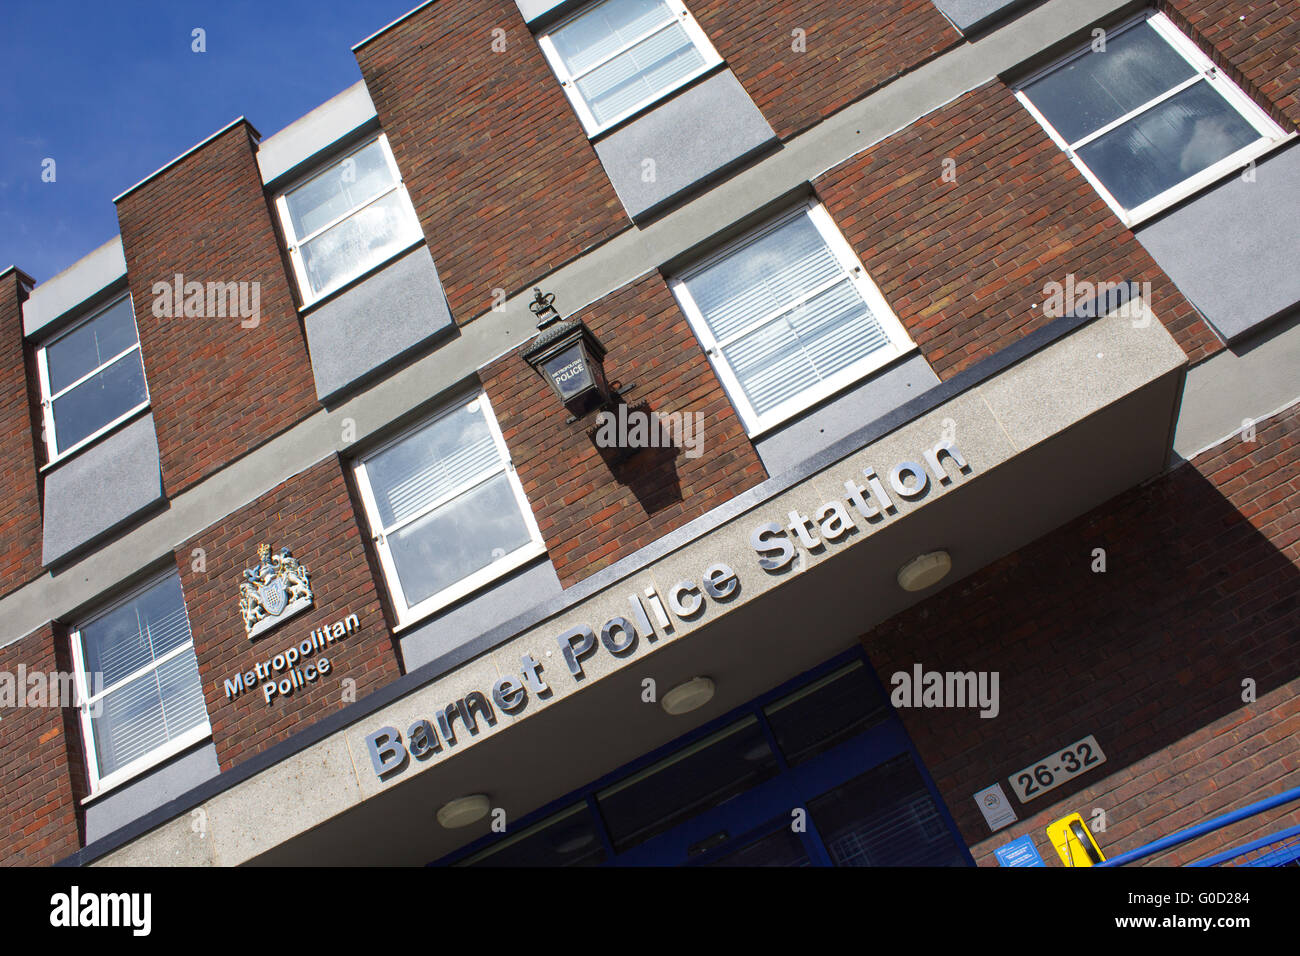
[{"left": 1, "top": 0, "right": 421, "bottom": 283}]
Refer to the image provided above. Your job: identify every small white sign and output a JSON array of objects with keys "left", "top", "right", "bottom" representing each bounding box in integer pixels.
[
  {"left": 1009, "top": 734, "right": 1107, "bottom": 802},
  {"left": 974, "top": 782, "right": 1018, "bottom": 831}
]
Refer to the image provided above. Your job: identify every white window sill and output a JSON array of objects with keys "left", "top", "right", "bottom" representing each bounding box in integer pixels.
[
  {"left": 81, "top": 724, "right": 213, "bottom": 804},
  {"left": 296, "top": 235, "right": 426, "bottom": 316},
  {"left": 1118, "top": 133, "right": 1298, "bottom": 229},
  {"left": 740, "top": 343, "right": 920, "bottom": 439},
  {"left": 390, "top": 540, "right": 550, "bottom": 634},
  {"left": 583, "top": 61, "right": 726, "bottom": 142},
  {"left": 40, "top": 402, "right": 153, "bottom": 474}
]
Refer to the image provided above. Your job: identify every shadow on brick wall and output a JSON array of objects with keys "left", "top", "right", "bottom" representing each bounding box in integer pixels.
[
  {"left": 590, "top": 402, "right": 686, "bottom": 515},
  {"left": 860, "top": 408, "right": 1300, "bottom": 863}
]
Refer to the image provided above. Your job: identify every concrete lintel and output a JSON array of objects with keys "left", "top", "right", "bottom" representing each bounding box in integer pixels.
[
  {"left": 22, "top": 237, "right": 128, "bottom": 339},
  {"left": 1173, "top": 311, "right": 1300, "bottom": 458},
  {"left": 931, "top": 0, "right": 1042, "bottom": 35},
  {"left": 257, "top": 81, "right": 379, "bottom": 189}
]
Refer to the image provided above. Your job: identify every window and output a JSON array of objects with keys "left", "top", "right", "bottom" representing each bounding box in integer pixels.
[
  {"left": 70, "top": 571, "right": 210, "bottom": 795},
  {"left": 807, "top": 755, "right": 968, "bottom": 867},
  {"left": 538, "top": 0, "right": 723, "bottom": 136},
  {"left": 353, "top": 392, "right": 545, "bottom": 626},
  {"left": 763, "top": 661, "right": 889, "bottom": 766},
  {"left": 274, "top": 134, "right": 423, "bottom": 304},
  {"left": 1017, "top": 11, "right": 1289, "bottom": 226},
  {"left": 669, "top": 201, "right": 915, "bottom": 436},
  {"left": 36, "top": 293, "right": 149, "bottom": 462},
  {"left": 458, "top": 804, "right": 607, "bottom": 867},
  {"left": 595, "top": 717, "right": 780, "bottom": 853}
]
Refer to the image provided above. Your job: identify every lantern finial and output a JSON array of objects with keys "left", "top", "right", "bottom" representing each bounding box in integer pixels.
[{"left": 528, "top": 288, "right": 562, "bottom": 329}]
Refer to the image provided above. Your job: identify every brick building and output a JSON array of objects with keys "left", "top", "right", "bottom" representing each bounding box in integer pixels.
[{"left": 1, "top": 0, "right": 1297, "bottom": 867}]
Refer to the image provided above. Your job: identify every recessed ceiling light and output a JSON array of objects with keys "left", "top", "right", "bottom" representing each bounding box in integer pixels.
[
  {"left": 662, "top": 677, "right": 715, "bottom": 715},
  {"left": 436, "top": 794, "right": 491, "bottom": 829},
  {"left": 897, "top": 550, "right": 952, "bottom": 592},
  {"left": 555, "top": 832, "right": 596, "bottom": 854}
]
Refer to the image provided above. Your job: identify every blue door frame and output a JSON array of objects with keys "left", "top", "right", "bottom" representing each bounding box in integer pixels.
[{"left": 435, "top": 648, "right": 974, "bottom": 867}]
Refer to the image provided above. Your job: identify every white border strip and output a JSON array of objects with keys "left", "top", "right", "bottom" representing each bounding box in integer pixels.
[
  {"left": 1185, "top": 395, "right": 1300, "bottom": 461},
  {"left": 352, "top": 0, "right": 437, "bottom": 51}
]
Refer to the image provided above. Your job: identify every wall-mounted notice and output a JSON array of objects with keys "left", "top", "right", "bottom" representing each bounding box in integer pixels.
[
  {"left": 995, "top": 835, "right": 1046, "bottom": 867},
  {"left": 974, "top": 782, "right": 1018, "bottom": 831}
]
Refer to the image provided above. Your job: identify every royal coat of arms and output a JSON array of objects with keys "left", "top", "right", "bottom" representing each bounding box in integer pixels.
[{"left": 240, "top": 543, "right": 313, "bottom": 640}]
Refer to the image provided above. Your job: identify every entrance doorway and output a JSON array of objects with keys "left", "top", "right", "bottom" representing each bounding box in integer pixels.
[{"left": 439, "top": 651, "right": 972, "bottom": 867}]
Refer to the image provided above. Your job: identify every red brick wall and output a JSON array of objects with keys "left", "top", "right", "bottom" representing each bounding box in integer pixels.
[
  {"left": 1163, "top": 0, "right": 1300, "bottom": 130},
  {"left": 355, "top": 0, "right": 628, "bottom": 324},
  {"left": 861, "top": 402, "right": 1300, "bottom": 866},
  {"left": 693, "top": 0, "right": 961, "bottom": 140},
  {"left": 481, "top": 274, "right": 767, "bottom": 586},
  {"left": 115, "top": 121, "right": 319, "bottom": 497},
  {"left": 0, "top": 271, "right": 43, "bottom": 596},
  {"left": 815, "top": 81, "right": 1222, "bottom": 379},
  {"left": 177, "top": 456, "right": 401, "bottom": 770},
  {"left": 0, "top": 624, "right": 87, "bottom": 865}
]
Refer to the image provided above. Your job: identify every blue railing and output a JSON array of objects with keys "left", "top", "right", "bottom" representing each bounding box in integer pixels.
[
  {"left": 1100, "top": 783, "right": 1300, "bottom": 867},
  {"left": 1190, "top": 822, "right": 1300, "bottom": 867}
]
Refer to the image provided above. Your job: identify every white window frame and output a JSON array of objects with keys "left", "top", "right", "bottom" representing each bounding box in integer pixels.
[
  {"left": 352, "top": 391, "right": 547, "bottom": 628},
  {"left": 1015, "top": 10, "right": 1292, "bottom": 228},
  {"left": 36, "top": 292, "right": 150, "bottom": 465},
  {"left": 537, "top": 0, "right": 724, "bottom": 138},
  {"left": 272, "top": 133, "right": 423, "bottom": 308},
  {"left": 70, "top": 570, "right": 211, "bottom": 798},
  {"left": 670, "top": 200, "right": 917, "bottom": 437}
]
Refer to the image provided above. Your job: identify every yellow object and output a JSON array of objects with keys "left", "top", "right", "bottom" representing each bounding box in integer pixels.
[{"left": 1046, "top": 813, "right": 1106, "bottom": 867}]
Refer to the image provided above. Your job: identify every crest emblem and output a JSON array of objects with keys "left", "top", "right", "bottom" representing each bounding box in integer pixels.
[
  {"left": 259, "top": 578, "right": 287, "bottom": 616},
  {"left": 240, "top": 543, "right": 313, "bottom": 640}
]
